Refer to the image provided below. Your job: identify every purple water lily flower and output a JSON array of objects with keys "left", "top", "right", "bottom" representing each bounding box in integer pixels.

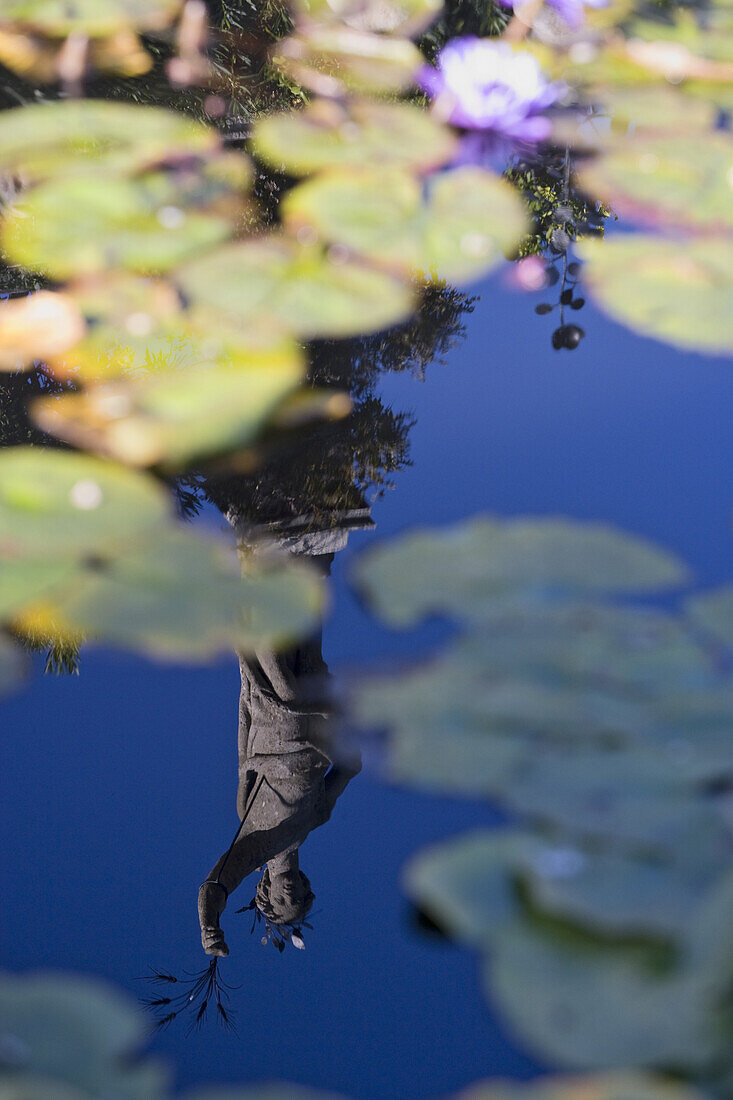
[{"left": 418, "top": 38, "right": 565, "bottom": 144}]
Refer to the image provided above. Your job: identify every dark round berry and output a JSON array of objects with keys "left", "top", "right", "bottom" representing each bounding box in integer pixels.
[
  {"left": 535, "top": 303, "right": 553, "bottom": 315},
  {"left": 567, "top": 261, "right": 582, "bottom": 277},
  {"left": 570, "top": 297, "right": 585, "bottom": 310},
  {"left": 552, "top": 327, "right": 565, "bottom": 350},
  {"left": 545, "top": 266, "right": 560, "bottom": 286},
  {"left": 563, "top": 324, "right": 584, "bottom": 349},
  {"left": 560, "top": 288, "right": 573, "bottom": 305}
]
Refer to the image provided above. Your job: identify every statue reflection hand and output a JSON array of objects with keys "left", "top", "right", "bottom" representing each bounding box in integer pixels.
[{"left": 201, "top": 924, "right": 229, "bottom": 957}]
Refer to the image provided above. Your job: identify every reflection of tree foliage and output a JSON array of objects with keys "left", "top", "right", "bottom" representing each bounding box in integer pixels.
[
  {"left": 203, "top": 284, "right": 475, "bottom": 528},
  {"left": 421, "top": 0, "right": 511, "bottom": 59},
  {"left": 505, "top": 153, "right": 613, "bottom": 259}
]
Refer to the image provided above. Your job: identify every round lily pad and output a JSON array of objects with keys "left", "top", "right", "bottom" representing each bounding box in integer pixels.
[
  {"left": 579, "top": 235, "right": 733, "bottom": 357},
  {"left": 291, "top": 0, "right": 442, "bottom": 36},
  {"left": 252, "top": 99, "right": 457, "bottom": 176},
  {"left": 354, "top": 515, "right": 689, "bottom": 627},
  {"left": 580, "top": 133, "right": 733, "bottom": 233},
  {"left": 464, "top": 1072, "right": 706, "bottom": 1099},
  {"left": 282, "top": 166, "right": 527, "bottom": 284},
  {"left": 28, "top": 527, "right": 324, "bottom": 659},
  {"left": 0, "top": 447, "right": 171, "bottom": 559},
  {"left": 1, "top": 175, "right": 231, "bottom": 279},
  {"left": 0, "top": 291, "right": 86, "bottom": 372},
  {"left": 686, "top": 583, "right": 733, "bottom": 647},
  {"left": 0, "top": 0, "right": 181, "bottom": 36},
  {"left": 177, "top": 237, "right": 415, "bottom": 338},
  {"left": 0, "top": 100, "right": 216, "bottom": 182},
  {"left": 274, "top": 26, "right": 423, "bottom": 96},
  {"left": 33, "top": 335, "right": 305, "bottom": 468},
  {"left": 0, "top": 971, "right": 168, "bottom": 1099}
]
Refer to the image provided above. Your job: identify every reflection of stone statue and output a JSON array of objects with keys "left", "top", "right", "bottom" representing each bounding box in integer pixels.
[{"left": 198, "top": 533, "right": 363, "bottom": 957}]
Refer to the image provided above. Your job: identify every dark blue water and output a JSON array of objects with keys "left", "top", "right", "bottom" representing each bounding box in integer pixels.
[{"left": 2, "top": 272, "right": 732, "bottom": 1097}]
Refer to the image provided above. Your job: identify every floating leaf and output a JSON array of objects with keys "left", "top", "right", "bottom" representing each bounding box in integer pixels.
[
  {"left": 462, "top": 1072, "right": 706, "bottom": 1100},
  {"left": 1, "top": 175, "right": 231, "bottom": 279},
  {"left": 686, "top": 584, "right": 733, "bottom": 648},
  {"left": 580, "top": 133, "right": 733, "bottom": 233},
  {"left": 33, "top": 335, "right": 304, "bottom": 467},
  {"left": 0, "top": 292, "right": 86, "bottom": 371},
  {"left": 16, "top": 528, "right": 323, "bottom": 659},
  {"left": 252, "top": 98, "right": 456, "bottom": 176},
  {"left": 579, "top": 236, "right": 733, "bottom": 356},
  {"left": 488, "top": 923, "right": 719, "bottom": 1071},
  {"left": 0, "top": 971, "right": 168, "bottom": 1099},
  {"left": 0, "top": 100, "right": 216, "bottom": 182},
  {"left": 177, "top": 237, "right": 415, "bottom": 338},
  {"left": 291, "top": 0, "right": 443, "bottom": 36},
  {"left": 283, "top": 166, "right": 527, "bottom": 284},
  {"left": 0, "top": 447, "right": 170, "bottom": 559},
  {"left": 0, "top": 0, "right": 182, "bottom": 37},
  {"left": 273, "top": 26, "right": 422, "bottom": 96},
  {"left": 354, "top": 516, "right": 688, "bottom": 627}
]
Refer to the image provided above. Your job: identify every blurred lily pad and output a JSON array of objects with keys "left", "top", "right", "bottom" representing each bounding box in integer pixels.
[
  {"left": 1, "top": 175, "right": 231, "bottom": 280},
  {"left": 273, "top": 26, "right": 423, "bottom": 96},
  {"left": 177, "top": 237, "right": 415, "bottom": 338},
  {"left": 291, "top": 0, "right": 443, "bottom": 36},
  {"left": 252, "top": 99, "right": 456, "bottom": 176},
  {"left": 33, "top": 336, "right": 304, "bottom": 468},
  {"left": 579, "top": 236, "right": 733, "bottom": 356},
  {"left": 462, "top": 1072, "right": 706, "bottom": 1099},
  {"left": 354, "top": 516, "right": 688, "bottom": 627},
  {"left": 15, "top": 527, "right": 323, "bottom": 659},
  {"left": 579, "top": 134, "right": 733, "bottom": 233},
  {"left": 0, "top": 447, "right": 170, "bottom": 559},
  {"left": 0, "top": 100, "right": 216, "bottom": 182},
  {"left": 686, "top": 584, "right": 733, "bottom": 648},
  {"left": 0, "top": 292, "right": 86, "bottom": 372},
  {"left": 0, "top": 0, "right": 182, "bottom": 37},
  {"left": 283, "top": 166, "right": 527, "bottom": 284},
  {"left": 0, "top": 971, "right": 167, "bottom": 1098}
]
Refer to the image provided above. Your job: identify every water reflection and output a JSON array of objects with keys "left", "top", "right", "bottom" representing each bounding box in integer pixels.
[{"left": 198, "top": 535, "right": 362, "bottom": 959}]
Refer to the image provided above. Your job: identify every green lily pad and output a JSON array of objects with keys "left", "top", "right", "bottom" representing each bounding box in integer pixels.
[
  {"left": 354, "top": 516, "right": 688, "bottom": 627},
  {"left": 579, "top": 235, "right": 733, "bottom": 357},
  {"left": 33, "top": 336, "right": 305, "bottom": 468},
  {"left": 686, "top": 584, "right": 733, "bottom": 648},
  {"left": 580, "top": 133, "right": 733, "bottom": 233},
  {"left": 0, "top": 1079, "right": 91, "bottom": 1100},
  {"left": 177, "top": 237, "right": 415, "bottom": 338},
  {"left": 0, "top": 100, "right": 216, "bottom": 182},
  {"left": 273, "top": 26, "right": 423, "bottom": 95},
  {"left": 252, "top": 99, "right": 456, "bottom": 176},
  {"left": 23, "top": 527, "right": 323, "bottom": 659},
  {"left": 407, "top": 832, "right": 727, "bottom": 1073},
  {"left": 283, "top": 166, "right": 526, "bottom": 284},
  {"left": 0, "top": 447, "right": 170, "bottom": 560},
  {"left": 488, "top": 923, "right": 719, "bottom": 1071},
  {"left": 462, "top": 1072, "right": 706, "bottom": 1100},
  {"left": 0, "top": 0, "right": 181, "bottom": 36},
  {"left": 1, "top": 175, "right": 231, "bottom": 280},
  {"left": 0, "top": 971, "right": 168, "bottom": 1099},
  {"left": 291, "top": 0, "right": 443, "bottom": 36}
]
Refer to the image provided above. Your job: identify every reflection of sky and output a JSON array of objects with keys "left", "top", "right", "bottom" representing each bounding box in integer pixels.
[{"left": 1, "top": 273, "right": 733, "bottom": 1098}]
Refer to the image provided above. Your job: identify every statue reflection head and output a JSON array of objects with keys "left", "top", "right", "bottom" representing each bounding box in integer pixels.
[{"left": 256, "top": 865, "right": 315, "bottom": 927}]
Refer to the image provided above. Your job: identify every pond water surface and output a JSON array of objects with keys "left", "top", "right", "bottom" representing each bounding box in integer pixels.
[{"left": 2, "top": 267, "right": 733, "bottom": 1097}]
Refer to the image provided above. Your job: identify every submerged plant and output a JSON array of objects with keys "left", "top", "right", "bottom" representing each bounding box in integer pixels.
[{"left": 139, "top": 959, "right": 237, "bottom": 1033}]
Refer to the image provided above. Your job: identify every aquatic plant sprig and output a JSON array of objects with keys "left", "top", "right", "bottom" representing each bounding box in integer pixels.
[{"left": 138, "top": 958, "right": 237, "bottom": 1033}]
